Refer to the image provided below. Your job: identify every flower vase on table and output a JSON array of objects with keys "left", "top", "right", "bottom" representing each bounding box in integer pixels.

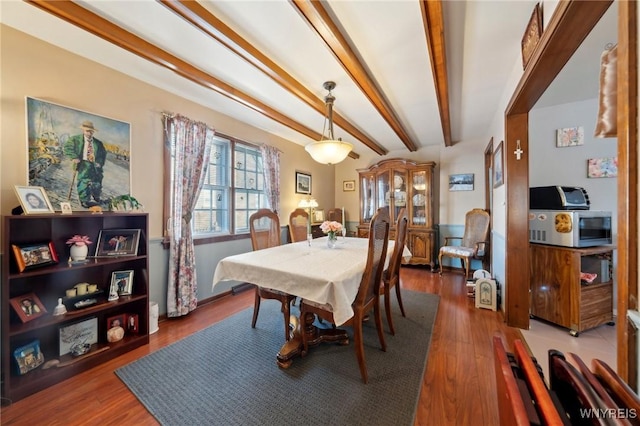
[
  {"left": 320, "top": 221, "right": 343, "bottom": 249},
  {"left": 66, "top": 235, "right": 93, "bottom": 262}
]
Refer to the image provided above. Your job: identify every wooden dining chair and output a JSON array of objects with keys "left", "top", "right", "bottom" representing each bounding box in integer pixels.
[
  {"left": 249, "top": 209, "right": 296, "bottom": 341},
  {"left": 327, "top": 208, "right": 343, "bottom": 223},
  {"left": 381, "top": 207, "right": 408, "bottom": 335},
  {"left": 299, "top": 208, "right": 390, "bottom": 384},
  {"left": 288, "top": 208, "right": 309, "bottom": 243},
  {"left": 591, "top": 358, "right": 640, "bottom": 414}
]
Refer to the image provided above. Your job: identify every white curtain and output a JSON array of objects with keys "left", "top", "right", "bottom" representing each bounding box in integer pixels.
[{"left": 163, "top": 114, "right": 214, "bottom": 317}]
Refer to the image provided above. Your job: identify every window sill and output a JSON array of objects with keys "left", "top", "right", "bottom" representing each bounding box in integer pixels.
[{"left": 161, "top": 233, "right": 250, "bottom": 249}]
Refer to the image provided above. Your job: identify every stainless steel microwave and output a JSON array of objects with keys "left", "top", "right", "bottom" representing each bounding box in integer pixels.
[{"left": 529, "top": 210, "right": 613, "bottom": 247}]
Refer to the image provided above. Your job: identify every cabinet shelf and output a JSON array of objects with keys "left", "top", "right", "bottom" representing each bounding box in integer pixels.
[{"left": 2, "top": 212, "right": 150, "bottom": 402}]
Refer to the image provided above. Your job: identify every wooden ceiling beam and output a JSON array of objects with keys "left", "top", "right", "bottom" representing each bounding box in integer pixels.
[
  {"left": 420, "top": 0, "right": 452, "bottom": 147},
  {"left": 291, "top": 0, "right": 418, "bottom": 152},
  {"left": 160, "top": 0, "right": 381, "bottom": 157},
  {"left": 24, "top": 0, "right": 360, "bottom": 160}
]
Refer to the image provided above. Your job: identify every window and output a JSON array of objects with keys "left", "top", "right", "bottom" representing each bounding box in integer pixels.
[{"left": 165, "top": 133, "right": 266, "bottom": 242}]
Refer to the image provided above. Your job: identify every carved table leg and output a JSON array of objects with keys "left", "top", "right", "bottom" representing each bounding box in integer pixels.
[{"left": 276, "top": 312, "right": 349, "bottom": 368}]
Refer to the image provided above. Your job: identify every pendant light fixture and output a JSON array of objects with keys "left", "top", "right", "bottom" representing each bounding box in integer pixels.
[{"left": 305, "top": 81, "right": 353, "bottom": 165}]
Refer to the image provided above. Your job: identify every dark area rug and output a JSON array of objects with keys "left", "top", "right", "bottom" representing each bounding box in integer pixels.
[{"left": 116, "top": 290, "right": 439, "bottom": 426}]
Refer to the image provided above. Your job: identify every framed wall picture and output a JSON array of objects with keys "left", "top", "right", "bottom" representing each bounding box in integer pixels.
[
  {"left": 14, "top": 185, "right": 54, "bottom": 214},
  {"left": 12, "top": 242, "right": 58, "bottom": 272},
  {"left": 556, "top": 126, "right": 584, "bottom": 147},
  {"left": 59, "top": 317, "right": 98, "bottom": 356},
  {"left": 449, "top": 174, "right": 474, "bottom": 191},
  {"left": 26, "top": 97, "right": 131, "bottom": 211},
  {"left": 343, "top": 180, "right": 355, "bottom": 191},
  {"left": 111, "top": 270, "right": 134, "bottom": 296},
  {"left": 10, "top": 293, "right": 47, "bottom": 323},
  {"left": 295, "top": 171, "right": 311, "bottom": 194},
  {"left": 493, "top": 141, "right": 504, "bottom": 188},
  {"left": 521, "top": 3, "right": 543, "bottom": 69},
  {"left": 95, "top": 229, "right": 140, "bottom": 257},
  {"left": 588, "top": 157, "right": 618, "bottom": 178}
]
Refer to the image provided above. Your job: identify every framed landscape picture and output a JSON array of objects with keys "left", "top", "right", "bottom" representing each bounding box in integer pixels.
[{"left": 295, "top": 171, "right": 311, "bottom": 194}]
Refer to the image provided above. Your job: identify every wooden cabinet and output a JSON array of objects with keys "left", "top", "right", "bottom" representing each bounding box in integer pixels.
[
  {"left": 357, "top": 159, "right": 436, "bottom": 268},
  {"left": 529, "top": 244, "right": 614, "bottom": 336},
  {"left": 2, "top": 213, "right": 149, "bottom": 402}
]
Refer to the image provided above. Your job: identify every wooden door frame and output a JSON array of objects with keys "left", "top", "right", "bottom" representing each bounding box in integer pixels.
[{"left": 503, "top": 0, "right": 637, "bottom": 382}]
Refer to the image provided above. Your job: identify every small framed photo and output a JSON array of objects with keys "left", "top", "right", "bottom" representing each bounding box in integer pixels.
[
  {"left": 14, "top": 185, "right": 54, "bottom": 214},
  {"left": 13, "top": 340, "right": 44, "bottom": 375},
  {"left": 295, "top": 171, "right": 311, "bottom": 194},
  {"left": 95, "top": 229, "right": 141, "bottom": 257},
  {"left": 10, "top": 293, "right": 47, "bottom": 323},
  {"left": 111, "top": 270, "right": 134, "bottom": 296},
  {"left": 59, "top": 317, "right": 98, "bottom": 356},
  {"left": 107, "top": 314, "right": 126, "bottom": 330},
  {"left": 343, "top": 180, "right": 355, "bottom": 191},
  {"left": 60, "top": 202, "right": 73, "bottom": 214},
  {"left": 313, "top": 209, "right": 325, "bottom": 224},
  {"left": 11, "top": 242, "right": 59, "bottom": 273},
  {"left": 126, "top": 314, "right": 139, "bottom": 334}
]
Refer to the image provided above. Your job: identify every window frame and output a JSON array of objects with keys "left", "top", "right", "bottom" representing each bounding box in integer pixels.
[{"left": 163, "top": 131, "right": 265, "bottom": 246}]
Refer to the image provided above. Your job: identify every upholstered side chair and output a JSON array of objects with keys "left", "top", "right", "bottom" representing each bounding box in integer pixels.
[{"left": 438, "top": 208, "right": 490, "bottom": 279}]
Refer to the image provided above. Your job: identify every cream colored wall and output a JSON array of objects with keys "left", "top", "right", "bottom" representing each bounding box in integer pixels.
[{"left": 0, "top": 25, "right": 334, "bottom": 238}]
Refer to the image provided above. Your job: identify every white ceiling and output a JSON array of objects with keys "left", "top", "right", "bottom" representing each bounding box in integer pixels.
[{"left": 0, "top": 0, "right": 617, "bottom": 158}]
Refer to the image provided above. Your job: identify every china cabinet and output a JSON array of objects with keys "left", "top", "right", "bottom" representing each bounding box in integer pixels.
[
  {"left": 357, "top": 159, "right": 436, "bottom": 268},
  {"left": 2, "top": 212, "right": 149, "bottom": 402}
]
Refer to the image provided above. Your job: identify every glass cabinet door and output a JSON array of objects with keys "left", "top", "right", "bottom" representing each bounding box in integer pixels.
[
  {"left": 410, "top": 170, "right": 428, "bottom": 227},
  {"left": 392, "top": 169, "right": 408, "bottom": 222},
  {"left": 361, "top": 173, "right": 375, "bottom": 223},
  {"left": 377, "top": 170, "right": 391, "bottom": 211}
]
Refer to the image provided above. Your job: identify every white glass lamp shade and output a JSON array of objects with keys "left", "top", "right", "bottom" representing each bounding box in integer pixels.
[{"left": 305, "top": 139, "right": 352, "bottom": 165}]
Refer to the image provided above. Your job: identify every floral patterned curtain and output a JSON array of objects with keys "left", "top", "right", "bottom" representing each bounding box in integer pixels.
[
  {"left": 163, "top": 114, "right": 214, "bottom": 317},
  {"left": 260, "top": 144, "right": 280, "bottom": 213}
]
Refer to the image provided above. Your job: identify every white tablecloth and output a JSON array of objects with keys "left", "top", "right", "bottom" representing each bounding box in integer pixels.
[{"left": 213, "top": 237, "right": 411, "bottom": 326}]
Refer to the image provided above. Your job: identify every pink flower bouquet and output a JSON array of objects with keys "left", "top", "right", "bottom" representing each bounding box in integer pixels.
[
  {"left": 320, "top": 220, "right": 343, "bottom": 234},
  {"left": 66, "top": 235, "right": 93, "bottom": 246}
]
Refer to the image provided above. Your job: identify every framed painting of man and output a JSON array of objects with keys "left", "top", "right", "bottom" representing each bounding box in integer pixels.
[{"left": 26, "top": 97, "right": 131, "bottom": 211}]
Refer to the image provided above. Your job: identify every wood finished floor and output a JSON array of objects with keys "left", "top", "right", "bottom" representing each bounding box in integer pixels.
[{"left": 0, "top": 266, "right": 524, "bottom": 425}]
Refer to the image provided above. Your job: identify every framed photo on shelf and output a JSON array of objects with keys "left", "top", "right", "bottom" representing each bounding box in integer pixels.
[
  {"left": 95, "top": 229, "right": 140, "bottom": 257},
  {"left": 59, "top": 317, "right": 98, "bottom": 356},
  {"left": 343, "top": 180, "right": 355, "bottom": 191},
  {"left": 14, "top": 185, "right": 54, "bottom": 214},
  {"left": 107, "top": 314, "right": 126, "bottom": 330},
  {"left": 10, "top": 293, "right": 47, "bottom": 323},
  {"left": 295, "top": 171, "right": 311, "bottom": 194},
  {"left": 12, "top": 242, "right": 59, "bottom": 272},
  {"left": 126, "top": 314, "right": 139, "bottom": 334},
  {"left": 493, "top": 141, "right": 504, "bottom": 188},
  {"left": 13, "top": 340, "right": 44, "bottom": 375},
  {"left": 111, "top": 270, "right": 134, "bottom": 296},
  {"left": 313, "top": 209, "right": 325, "bottom": 224}
]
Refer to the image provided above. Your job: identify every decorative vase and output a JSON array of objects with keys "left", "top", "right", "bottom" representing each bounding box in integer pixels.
[
  {"left": 327, "top": 232, "right": 338, "bottom": 249},
  {"left": 70, "top": 243, "right": 89, "bottom": 261}
]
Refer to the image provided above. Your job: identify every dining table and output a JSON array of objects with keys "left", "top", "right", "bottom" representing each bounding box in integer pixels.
[{"left": 212, "top": 235, "right": 411, "bottom": 367}]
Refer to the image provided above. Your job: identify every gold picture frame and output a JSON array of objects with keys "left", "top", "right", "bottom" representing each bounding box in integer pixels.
[{"left": 521, "top": 3, "right": 543, "bottom": 69}]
